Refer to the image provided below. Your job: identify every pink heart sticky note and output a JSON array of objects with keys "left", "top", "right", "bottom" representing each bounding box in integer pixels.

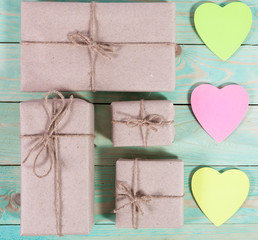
[{"left": 191, "top": 84, "right": 249, "bottom": 142}]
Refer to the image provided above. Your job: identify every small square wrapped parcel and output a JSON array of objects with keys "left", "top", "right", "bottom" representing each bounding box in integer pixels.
[
  {"left": 115, "top": 159, "right": 184, "bottom": 228},
  {"left": 21, "top": 1, "right": 175, "bottom": 92},
  {"left": 20, "top": 91, "right": 94, "bottom": 236},
  {"left": 111, "top": 100, "right": 175, "bottom": 147}
]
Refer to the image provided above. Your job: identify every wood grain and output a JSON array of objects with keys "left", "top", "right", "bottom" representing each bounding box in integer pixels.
[
  {"left": 0, "top": 166, "right": 116, "bottom": 225},
  {"left": 1, "top": 0, "right": 258, "bottom": 45},
  {"left": 1, "top": 224, "right": 258, "bottom": 240},
  {"left": 1, "top": 0, "right": 258, "bottom": 238},
  {"left": 1, "top": 44, "right": 258, "bottom": 103},
  {"left": 1, "top": 103, "right": 258, "bottom": 165},
  {"left": 1, "top": 166, "right": 258, "bottom": 225}
]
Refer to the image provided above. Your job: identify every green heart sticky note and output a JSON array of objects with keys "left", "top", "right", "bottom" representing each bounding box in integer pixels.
[
  {"left": 194, "top": 2, "right": 252, "bottom": 61},
  {"left": 191, "top": 167, "right": 249, "bottom": 226}
]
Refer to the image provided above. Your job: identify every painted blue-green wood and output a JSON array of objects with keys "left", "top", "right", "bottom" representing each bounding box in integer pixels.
[
  {"left": 94, "top": 105, "right": 258, "bottom": 165},
  {"left": 1, "top": 224, "right": 258, "bottom": 240},
  {"left": 1, "top": 0, "right": 258, "bottom": 45},
  {"left": 0, "top": 0, "right": 258, "bottom": 239},
  {"left": 1, "top": 103, "right": 258, "bottom": 166},
  {"left": 1, "top": 44, "right": 258, "bottom": 103},
  {"left": 0, "top": 166, "right": 20, "bottom": 224},
  {"left": 1, "top": 166, "right": 258, "bottom": 225},
  {"left": 0, "top": 166, "right": 116, "bottom": 225}
]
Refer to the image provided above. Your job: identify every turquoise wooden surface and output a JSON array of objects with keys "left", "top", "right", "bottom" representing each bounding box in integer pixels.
[
  {"left": 1, "top": 166, "right": 258, "bottom": 225},
  {"left": 2, "top": 224, "right": 258, "bottom": 240},
  {"left": 0, "top": 0, "right": 258, "bottom": 239},
  {"left": 1, "top": 0, "right": 258, "bottom": 45},
  {"left": 1, "top": 104, "right": 258, "bottom": 165},
  {"left": 1, "top": 44, "right": 258, "bottom": 103}
]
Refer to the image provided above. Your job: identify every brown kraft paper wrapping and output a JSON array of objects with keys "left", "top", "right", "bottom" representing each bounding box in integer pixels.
[
  {"left": 20, "top": 93, "right": 94, "bottom": 236},
  {"left": 21, "top": 2, "right": 176, "bottom": 92},
  {"left": 115, "top": 159, "right": 184, "bottom": 228},
  {"left": 111, "top": 100, "right": 175, "bottom": 147}
]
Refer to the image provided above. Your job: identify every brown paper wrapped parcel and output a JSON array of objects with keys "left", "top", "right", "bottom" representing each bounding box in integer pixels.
[
  {"left": 111, "top": 100, "right": 175, "bottom": 147},
  {"left": 115, "top": 159, "right": 184, "bottom": 228},
  {"left": 21, "top": 2, "right": 176, "bottom": 92},
  {"left": 20, "top": 92, "right": 94, "bottom": 236}
]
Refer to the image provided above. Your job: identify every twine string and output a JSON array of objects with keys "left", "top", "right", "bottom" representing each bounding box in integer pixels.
[
  {"left": 112, "top": 100, "right": 174, "bottom": 147},
  {"left": 114, "top": 159, "right": 184, "bottom": 229},
  {"left": 21, "top": 90, "right": 94, "bottom": 236},
  {"left": 22, "top": 90, "right": 73, "bottom": 178},
  {"left": 52, "top": 98, "right": 62, "bottom": 237},
  {"left": 67, "top": 2, "right": 114, "bottom": 92},
  {"left": 21, "top": 1, "right": 176, "bottom": 92}
]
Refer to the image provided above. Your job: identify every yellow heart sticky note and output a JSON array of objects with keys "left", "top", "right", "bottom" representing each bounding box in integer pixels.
[
  {"left": 194, "top": 2, "right": 252, "bottom": 61},
  {"left": 191, "top": 167, "right": 249, "bottom": 226}
]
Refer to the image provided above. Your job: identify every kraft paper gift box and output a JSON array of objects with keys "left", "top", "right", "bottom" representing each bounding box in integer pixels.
[
  {"left": 111, "top": 100, "right": 175, "bottom": 147},
  {"left": 115, "top": 159, "right": 184, "bottom": 228},
  {"left": 21, "top": 1, "right": 175, "bottom": 92},
  {"left": 20, "top": 91, "right": 94, "bottom": 236}
]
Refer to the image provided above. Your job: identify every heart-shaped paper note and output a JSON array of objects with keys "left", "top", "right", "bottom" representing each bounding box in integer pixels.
[
  {"left": 191, "top": 84, "right": 249, "bottom": 142},
  {"left": 191, "top": 167, "right": 249, "bottom": 226},
  {"left": 194, "top": 2, "right": 252, "bottom": 61}
]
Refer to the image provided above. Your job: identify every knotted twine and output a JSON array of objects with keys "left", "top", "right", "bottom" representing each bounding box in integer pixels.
[
  {"left": 112, "top": 100, "right": 174, "bottom": 147},
  {"left": 114, "top": 159, "right": 184, "bottom": 229},
  {"left": 20, "top": 90, "right": 94, "bottom": 236},
  {"left": 22, "top": 1, "right": 176, "bottom": 92},
  {"left": 67, "top": 1, "right": 114, "bottom": 92}
]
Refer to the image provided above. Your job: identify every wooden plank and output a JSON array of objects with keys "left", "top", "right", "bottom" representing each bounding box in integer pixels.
[
  {"left": 0, "top": 103, "right": 20, "bottom": 165},
  {"left": 0, "top": 166, "right": 20, "bottom": 224},
  {"left": 0, "top": 166, "right": 115, "bottom": 225},
  {"left": 1, "top": 0, "right": 258, "bottom": 45},
  {"left": 175, "top": 0, "right": 258, "bottom": 45},
  {"left": 94, "top": 105, "right": 258, "bottom": 165},
  {"left": 0, "top": 1, "right": 257, "bottom": 239},
  {"left": 1, "top": 165, "right": 258, "bottom": 225},
  {"left": 1, "top": 224, "right": 258, "bottom": 240},
  {"left": 1, "top": 44, "right": 258, "bottom": 103},
  {"left": 1, "top": 103, "right": 258, "bottom": 165}
]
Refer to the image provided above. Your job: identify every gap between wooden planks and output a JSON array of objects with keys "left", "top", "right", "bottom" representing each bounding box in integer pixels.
[
  {"left": 0, "top": 166, "right": 258, "bottom": 225},
  {"left": 0, "top": 103, "right": 257, "bottom": 165},
  {"left": 1, "top": 44, "right": 258, "bottom": 103},
  {"left": 1, "top": 0, "right": 258, "bottom": 45}
]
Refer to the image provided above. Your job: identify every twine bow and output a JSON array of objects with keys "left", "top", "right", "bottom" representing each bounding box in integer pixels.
[
  {"left": 114, "top": 182, "right": 152, "bottom": 229},
  {"left": 67, "top": 2, "right": 114, "bottom": 92},
  {"left": 22, "top": 1, "right": 176, "bottom": 93},
  {"left": 114, "top": 159, "right": 184, "bottom": 229},
  {"left": 68, "top": 31, "right": 114, "bottom": 60},
  {"left": 21, "top": 90, "right": 94, "bottom": 236},
  {"left": 22, "top": 91, "right": 73, "bottom": 178},
  {"left": 114, "top": 158, "right": 152, "bottom": 229},
  {"left": 112, "top": 100, "right": 174, "bottom": 147}
]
